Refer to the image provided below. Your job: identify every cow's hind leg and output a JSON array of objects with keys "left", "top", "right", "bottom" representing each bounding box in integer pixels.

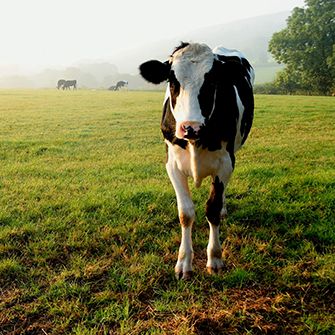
[{"left": 166, "top": 161, "right": 195, "bottom": 280}]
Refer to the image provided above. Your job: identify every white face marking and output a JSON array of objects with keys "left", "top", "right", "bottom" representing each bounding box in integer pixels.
[{"left": 169, "top": 44, "right": 214, "bottom": 128}]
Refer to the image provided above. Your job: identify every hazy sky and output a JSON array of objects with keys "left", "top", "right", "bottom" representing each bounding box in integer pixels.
[{"left": 1, "top": 0, "right": 305, "bottom": 73}]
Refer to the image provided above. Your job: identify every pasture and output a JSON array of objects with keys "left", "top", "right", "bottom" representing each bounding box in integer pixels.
[{"left": 0, "top": 90, "right": 334, "bottom": 334}]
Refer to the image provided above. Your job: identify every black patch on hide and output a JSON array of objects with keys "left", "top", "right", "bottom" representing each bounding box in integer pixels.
[
  {"left": 168, "top": 70, "right": 180, "bottom": 109},
  {"left": 161, "top": 98, "right": 187, "bottom": 149},
  {"left": 196, "top": 57, "right": 254, "bottom": 164}
]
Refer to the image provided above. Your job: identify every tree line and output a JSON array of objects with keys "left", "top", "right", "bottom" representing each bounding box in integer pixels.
[{"left": 256, "top": 0, "right": 334, "bottom": 95}]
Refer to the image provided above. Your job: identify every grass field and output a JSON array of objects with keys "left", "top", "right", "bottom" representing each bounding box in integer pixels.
[{"left": 0, "top": 90, "right": 334, "bottom": 334}]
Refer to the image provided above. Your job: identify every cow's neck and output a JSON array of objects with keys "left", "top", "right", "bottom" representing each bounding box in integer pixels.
[{"left": 186, "top": 141, "right": 227, "bottom": 188}]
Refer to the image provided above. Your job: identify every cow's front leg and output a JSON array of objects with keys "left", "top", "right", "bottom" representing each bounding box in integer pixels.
[
  {"left": 166, "top": 160, "right": 195, "bottom": 280},
  {"left": 206, "top": 154, "right": 233, "bottom": 274}
]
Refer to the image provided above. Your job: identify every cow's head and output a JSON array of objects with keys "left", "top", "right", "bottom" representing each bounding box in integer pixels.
[{"left": 140, "top": 43, "right": 220, "bottom": 140}]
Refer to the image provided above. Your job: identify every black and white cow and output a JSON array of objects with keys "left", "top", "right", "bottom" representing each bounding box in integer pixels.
[
  {"left": 108, "top": 81, "right": 128, "bottom": 91},
  {"left": 139, "top": 42, "right": 254, "bottom": 279},
  {"left": 115, "top": 80, "right": 128, "bottom": 90}
]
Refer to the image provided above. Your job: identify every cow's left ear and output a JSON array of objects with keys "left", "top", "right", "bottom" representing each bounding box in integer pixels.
[{"left": 139, "top": 60, "right": 170, "bottom": 84}]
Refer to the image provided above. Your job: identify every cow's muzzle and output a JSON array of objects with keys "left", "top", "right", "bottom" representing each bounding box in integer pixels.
[{"left": 176, "top": 121, "right": 202, "bottom": 140}]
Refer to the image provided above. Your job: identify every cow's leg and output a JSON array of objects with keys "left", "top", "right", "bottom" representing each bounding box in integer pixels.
[
  {"left": 166, "top": 160, "right": 195, "bottom": 280},
  {"left": 205, "top": 153, "right": 234, "bottom": 274}
]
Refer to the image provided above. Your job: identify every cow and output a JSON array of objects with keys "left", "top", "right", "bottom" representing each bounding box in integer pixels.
[
  {"left": 62, "top": 80, "right": 77, "bottom": 90},
  {"left": 115, "top": 80, "right": 128, "bottom": 90},
  {"left": 139, "top": 42, "right": 254, "bottom": 279}
]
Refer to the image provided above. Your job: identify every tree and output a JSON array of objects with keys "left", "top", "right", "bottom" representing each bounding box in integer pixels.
[{"left": 269, "top": 0, "right": 335, "bottom": 95}]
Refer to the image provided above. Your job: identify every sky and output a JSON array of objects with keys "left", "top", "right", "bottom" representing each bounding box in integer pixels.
[{"left": 0, "top": 0, "right": 305, "bottom": 74}]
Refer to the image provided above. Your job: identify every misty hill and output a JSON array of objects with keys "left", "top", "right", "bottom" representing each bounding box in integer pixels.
[
  {"left": 110, "top": 11, "right": 289, "bottom": 82},
  {"left": 0, "top": 11, "right": 289, "bottom": 88}
]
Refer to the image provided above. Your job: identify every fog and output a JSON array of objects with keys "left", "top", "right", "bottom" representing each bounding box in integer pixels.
[{"left": 0, "top": 0, "right": 305, "bottom": 88}]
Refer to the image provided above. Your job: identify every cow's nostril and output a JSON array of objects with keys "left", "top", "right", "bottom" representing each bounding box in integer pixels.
[
  {"left": 184, "top": 126, "right": 197, "bottom": 139},
  {"left": 177, "top": 122, "right": 202, "bottom": 139}
]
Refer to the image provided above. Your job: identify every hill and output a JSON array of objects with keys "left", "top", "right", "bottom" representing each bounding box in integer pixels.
[
  {"left": 0, "top": 12, "right": 289, "bottom": 88},
  {"left": 110, "top": 11, "right": 289, "bottom": 83}
]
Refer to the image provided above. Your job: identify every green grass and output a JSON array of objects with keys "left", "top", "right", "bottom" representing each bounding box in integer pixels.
[{"left": 0, "top": 90, "right": 334, "bottom": 334}]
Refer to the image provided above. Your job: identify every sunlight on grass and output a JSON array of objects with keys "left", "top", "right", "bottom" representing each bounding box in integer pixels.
[{"left": 0, "top": 90, "right": 334, "bottom": 334}]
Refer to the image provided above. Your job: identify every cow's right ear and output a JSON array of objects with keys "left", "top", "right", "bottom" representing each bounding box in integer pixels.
[{"left": 139, "top": 60, "right": 170, "bottom": 84}]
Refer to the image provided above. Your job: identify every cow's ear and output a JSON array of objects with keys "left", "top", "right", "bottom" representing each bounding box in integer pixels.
[{"left": 139, "top": 60, "right": 170, "bottom": 84}]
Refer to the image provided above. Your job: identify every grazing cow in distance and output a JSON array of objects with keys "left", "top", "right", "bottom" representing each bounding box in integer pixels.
[
  {"left": 139, "top": 42, "right": 254, "bottom": 279},
  {"left": 57, "top": 79, "right": 66, "bottom": 89},
  {"left": 115, "top": 80, "right": 128, "bottom": 90},
  {"left": 62, "top": 80, "right": 77, "bottom": 90},
  {"left": 108, "top": 81, "right": 128, "bottom": 91}
]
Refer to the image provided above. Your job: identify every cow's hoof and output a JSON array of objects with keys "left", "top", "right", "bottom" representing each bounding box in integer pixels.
[
  {"left": 206, "top": 259, "right": 224, "bottom": 275},
  {"left": 206, "top": 266, "right": 222, "bottom": 275},
  {"left": 175, "top": 270, "right": 194, "bottom": 280}
]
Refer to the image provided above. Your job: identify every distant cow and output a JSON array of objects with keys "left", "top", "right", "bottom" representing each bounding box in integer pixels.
[
  {"left": 140, "top": 42, "right": 254, "bottom": 279},
  {"left": 108, "top": 81, "right": 128, "bottom": 91},
  {"left": 57, "top": 79, "right": 66, "bottom": 89},
  {"left": 115, "top": 80, "right": 128, "bottom": 90},
  {"left": 62, "top": 80, "right": 77, "bottom": 90}
]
